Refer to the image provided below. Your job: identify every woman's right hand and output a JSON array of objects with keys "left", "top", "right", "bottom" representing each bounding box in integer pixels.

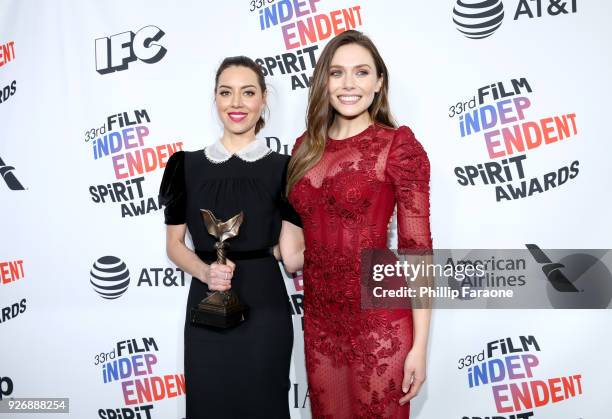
[{"left": 202, "top": 262, "right": 234, "bottom": 291}]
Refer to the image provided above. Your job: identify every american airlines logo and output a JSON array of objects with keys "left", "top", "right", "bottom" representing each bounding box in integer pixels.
[{"left": 0, "top": 156, "right": 25, "bottom": 191}]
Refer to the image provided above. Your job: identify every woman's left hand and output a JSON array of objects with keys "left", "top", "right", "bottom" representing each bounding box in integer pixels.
[{"left": 399, "top": 347, "right": 427, "bottom": 405}]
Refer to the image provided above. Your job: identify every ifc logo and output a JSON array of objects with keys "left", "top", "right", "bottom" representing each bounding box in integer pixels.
[
  {"left": 90, "top": 256, "right": 130, "bottom": 299},
  {"left": 452, "top": 0, "right": 505, "bottom": 39}
]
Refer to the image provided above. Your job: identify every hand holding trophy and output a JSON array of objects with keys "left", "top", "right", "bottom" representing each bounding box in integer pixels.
[{"left": 190, "top": 209, "right": 249, "bottom": 328}]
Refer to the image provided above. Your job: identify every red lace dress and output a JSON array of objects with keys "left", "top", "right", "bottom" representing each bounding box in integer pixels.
[{"left": 288, "top": 124, "right": 432, "bottom": 419}]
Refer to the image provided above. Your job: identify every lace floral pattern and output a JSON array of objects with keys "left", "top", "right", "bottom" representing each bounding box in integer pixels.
[{"left": 289, "top": 124, "right": 432, "bottom": 418}]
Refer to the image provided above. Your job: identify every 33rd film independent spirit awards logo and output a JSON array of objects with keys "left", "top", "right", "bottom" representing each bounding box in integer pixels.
[
  {"left": 449, "top": 78, "right": 579, "bottom": 202},
  {"left": 252, "top": 0, "right": 363, "bottom": 90},
  {"left": 95, "top": 337, "right": 184, "bottom": 418},
  {"left": 84, "top": 109, "right": 183, "bottom": 218},
  {"left": 0, "top": 259, "right": 26, "bottom": 325},
  {"left": 459, "top": 335, "right": 583, "bottom": 419},
  {"left": 1, "top": 40, "right": 22, "bottom": 191},
  {"left": 90, "top": 256, "right": 187, "bottom": 300},
  {"left": 0, "top": 39, "right": 17, "bottom": 105},
  {"left": 452, "top": 0, "right": 578, "bottom": 39},
  {"left": 286, "top": 270, "right": 311, "bottom": 409},
  {"left": 249, "top": 0, "right": 364, "bottom": 156}
]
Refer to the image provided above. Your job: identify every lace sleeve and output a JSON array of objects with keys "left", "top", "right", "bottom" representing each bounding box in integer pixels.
[
  {"left": 386, "top": 126, "right": 432, "bottom": 251},
  {"left": 158, "top": 151, "right": 186, "bottom": 225}
]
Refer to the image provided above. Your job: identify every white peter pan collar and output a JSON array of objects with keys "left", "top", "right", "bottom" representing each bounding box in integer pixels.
[{"left": 204, "top": 139, "right": 272, "bottom": 164}]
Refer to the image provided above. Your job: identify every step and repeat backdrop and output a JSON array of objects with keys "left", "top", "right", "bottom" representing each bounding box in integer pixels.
[{"left": 1, "top": 0, "right": 611, "bottom": 418}]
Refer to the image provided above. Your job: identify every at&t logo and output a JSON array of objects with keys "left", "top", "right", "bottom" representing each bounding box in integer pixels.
[
  {"left": 453, "top": 0, "right": 579, "bottom": 40},
  {"left": 90, "top": 255, "right": 187, "bottom": 300},
  {"left": 452, "top": 0, "right": 505, "bottom": 39},
  {"left": 90, "top": 256, "right": 131, "bottom": 299}
]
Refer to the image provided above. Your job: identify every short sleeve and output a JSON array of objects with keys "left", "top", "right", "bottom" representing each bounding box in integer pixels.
[
  {"left": 385, "top": 126, "right": 432, "bottom": 251},
  {"left": 280, "top": 157, "right": 303, "bottom": 228},
  {"left": 158, "top": 151, "right": 186, "bottom": 225}
]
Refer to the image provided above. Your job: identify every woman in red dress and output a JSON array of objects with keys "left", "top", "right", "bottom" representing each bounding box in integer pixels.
[{"left": 284, "top": 30, "right": 432, "bottom": 418}]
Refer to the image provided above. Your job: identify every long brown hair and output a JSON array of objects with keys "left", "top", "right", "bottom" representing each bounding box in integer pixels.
[
  {"left": 214, "top": 55, "right": 267, "bottom": 134},
  {"left": 287, "top": 30, "right": 396, "bottom": 193}
]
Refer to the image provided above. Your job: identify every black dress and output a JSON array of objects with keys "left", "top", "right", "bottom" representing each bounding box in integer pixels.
[{"left": 158, "top": 142, "right": 301, "bottom": 419}]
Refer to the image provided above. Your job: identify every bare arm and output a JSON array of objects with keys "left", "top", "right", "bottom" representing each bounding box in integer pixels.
[
  {"left": 166, "top": 224, "right": 234, "bottom": 291},
  {"left": 400, "top": 307, "right": 431, "bottom": 404},
  {"left": 411, "top": 308, "right": 431, "bottom": 353},
  {"left": 399, "top": 252, "right": 433, "bottom": 405},
  {"left": 278, "top": 221, "right": 304, "bottom": 273}
]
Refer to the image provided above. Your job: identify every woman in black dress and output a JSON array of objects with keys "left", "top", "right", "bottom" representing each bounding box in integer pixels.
[{"left": 159, "top": 56, "right": 303, "bottom": 419}]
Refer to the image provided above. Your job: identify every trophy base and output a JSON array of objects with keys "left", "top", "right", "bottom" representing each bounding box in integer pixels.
[
  {"left": 190, "top": 306, "right": 248, "bottom": 328},
  {"left": 190, "top": 291, "right": 249, "bottom": 329}
]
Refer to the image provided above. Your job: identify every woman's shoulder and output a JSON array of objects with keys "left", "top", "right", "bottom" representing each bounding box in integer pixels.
[
  {"left": 181, "top": 149, "right": 204, "bottom": 159},
  {"left": 181, "top": 149, "right": 210, "bottom": 167},
  {"left": 169, "top": 149, "right": 203, "bottom": 161},
  {"left": 372, "top": 124, "right": 415, "bottom": 142},
  {"left": 291, "top": 132, "right": 307, "bottom": 153},
  {"left": 372, "top": 125, "right": 426, "bottom": 158},
  {"left": 266, "top": 150, "right": 291, "bottom": 168},
  {"left": 163, "top": 150, "right": 185, "bottom": 171}
]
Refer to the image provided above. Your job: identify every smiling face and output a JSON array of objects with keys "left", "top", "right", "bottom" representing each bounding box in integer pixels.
[
  {"left": 215, "top": 65, "right": 266, "bottom": 136},
  {"left": 327, "top": 43, "right": 383, "bottom": 121}
]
